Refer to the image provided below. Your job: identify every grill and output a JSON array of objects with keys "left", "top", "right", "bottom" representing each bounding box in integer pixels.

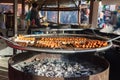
[
  {"left": 0, "top": 30, "right": 116, "bottom": 80},
  {"left": 1, "top": 34, "right": 112, "bottom": 54},
  {"left": 9, "top": 52, "right": 110, "bottom": 80}
]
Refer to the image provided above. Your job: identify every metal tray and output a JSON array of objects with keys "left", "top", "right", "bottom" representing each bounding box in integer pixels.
[{"left": 0, "top": 34, "right": 113, "bottom": 54}]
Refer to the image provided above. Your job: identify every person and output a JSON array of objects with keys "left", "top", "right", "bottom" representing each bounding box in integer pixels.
[
  {"left": 30, "top": 2, "right": 40, "bottom": 27},
  {"left": 39, "top": 11, "right": 45, "bottom": 23},
  {"left": 19, "top": 14, "right": 26, "bottom": 29},
  {"left": 81, "top": 8, "right": 90, "bottom": 24},
  {"left": 98, "top": 11, "right": 105, "bottom": 28},
  {"left": 110, "top": 11, "right": 118, "bottom": 27},
  {"left": 27, "top": 2, "right": 40, "bottom": 34},
  {"left": 0, "top": 12, "right": 6, "bottom": 29}
]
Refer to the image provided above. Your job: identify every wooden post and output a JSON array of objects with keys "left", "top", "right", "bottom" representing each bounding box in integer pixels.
[
  {"left": 89, "top": 0, "right": 94, "bottom": 24},
  {"left": 13, "top": 0, "right": 18, "bottom": 36},
  {"left": 78, "top": 1, "right": 81, "bottom": 24},
  {"left": 91, "top": 1, "right": 99, "bottom": 28},
  {"left": 22, "top": 0, "right": 25, "bottom": 15},
  {"left": 58, "top": 0, "right": 60, "bottom": 24},
  {"left": 13, "top": 0, "right": 18, "bottom": 55}
]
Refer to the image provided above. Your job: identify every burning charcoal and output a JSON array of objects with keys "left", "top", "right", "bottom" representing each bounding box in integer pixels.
[
  {"left": 13, "top": 65, "right": 23, "bottom": 71},
  {"left": 64, "top": 71, "right": 74, "bottom": 77},
  {"left": 37, "top": 63, "right": 42, "bottom": 67},
  {"left": 67, "top": 66, "right": 73, "bottom": 72},
  {"left": 22, "top": 66, "right": 31, "bottom": 73},
  {"left": 37, "top": 70, "right": 45, "bottom": 76},
  {"left": 74, "top": 63, "right": 79, "bottom": 68},
  {"left": 41, "top": 65, "right": 48, "bottom": 72},
  {"left": 46, "top": 71, "right": 55, "bottom": 77},
  {"left": 47, "top": 66, "right": 54, "bottom": 71},
  {"left": 13, "top": 58, "right": 104, "bottom": 78},
  {"left": 55, "top": 71, "right": 63, "bottom": 77}
]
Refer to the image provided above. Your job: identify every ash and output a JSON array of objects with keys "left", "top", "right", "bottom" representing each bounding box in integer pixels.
[{"left": 13, "top": 58, "right": 103, "bottom": 78}]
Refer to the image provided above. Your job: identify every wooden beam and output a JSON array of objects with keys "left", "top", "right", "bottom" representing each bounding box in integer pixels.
[
  {"left": 41, "top": 7, "right": 79, "bottom": 11},
  {"left": 39, "top": 0, "right": 47, "bottom": 10},
  {"left": 78, "top": 1, "right": 81, "bottom": 24},
  {"left": 58, "top": 0, "right": 60, "bottom": 24},
  {"left": 71, "top": 0, "right": 78, "bottom": 8},
  {"left": 22, "top": 0, "right": 25, "bottom": 15}
]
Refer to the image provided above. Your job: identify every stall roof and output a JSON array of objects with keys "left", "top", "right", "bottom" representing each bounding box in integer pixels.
[
  {"left": 0, "top": 0, "right": 82, "bottom": 11},
  {"left": 37, "top": 0, "right": 81, "bottom": 11}
]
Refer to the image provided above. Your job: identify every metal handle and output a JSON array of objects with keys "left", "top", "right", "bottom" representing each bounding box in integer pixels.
[
  {"left": 0, "top": 36, "right": 17, "bottom": 45},
  {"left": 107, "top": 36, "right": 120, "bottom": 42}
]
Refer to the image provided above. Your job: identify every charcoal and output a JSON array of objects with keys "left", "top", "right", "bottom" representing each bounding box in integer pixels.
[{"left": 13, "top": 59, "right": 103, "bottom": 78}]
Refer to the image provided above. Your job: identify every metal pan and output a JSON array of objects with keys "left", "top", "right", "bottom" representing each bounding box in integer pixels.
[{"left": 0, "top": 34, "right": 113, "bottom": 54}]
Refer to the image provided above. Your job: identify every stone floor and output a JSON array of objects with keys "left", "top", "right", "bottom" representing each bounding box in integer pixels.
[
  {"left": 0, "top": 39, "right": 13, "bottom": 56},
  {"left": 0, "top": 57, "right": 9, "bottom": 80},
  {"left": 0, "top": 39, "right": 12, "bottom": 80}
]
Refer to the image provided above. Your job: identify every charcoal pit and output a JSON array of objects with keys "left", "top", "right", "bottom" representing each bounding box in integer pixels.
[{"left": 8, "top": 52, "right": 110, "bottom": 80}]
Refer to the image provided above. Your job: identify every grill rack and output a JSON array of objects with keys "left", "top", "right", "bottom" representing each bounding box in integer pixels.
[{"left": 0, "top": 34, "right": 113, "bottom": 54}]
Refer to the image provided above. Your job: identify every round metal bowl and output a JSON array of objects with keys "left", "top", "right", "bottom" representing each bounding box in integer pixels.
[{"left": 8, "top": 52, "right": 110, "bottom": 80}]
